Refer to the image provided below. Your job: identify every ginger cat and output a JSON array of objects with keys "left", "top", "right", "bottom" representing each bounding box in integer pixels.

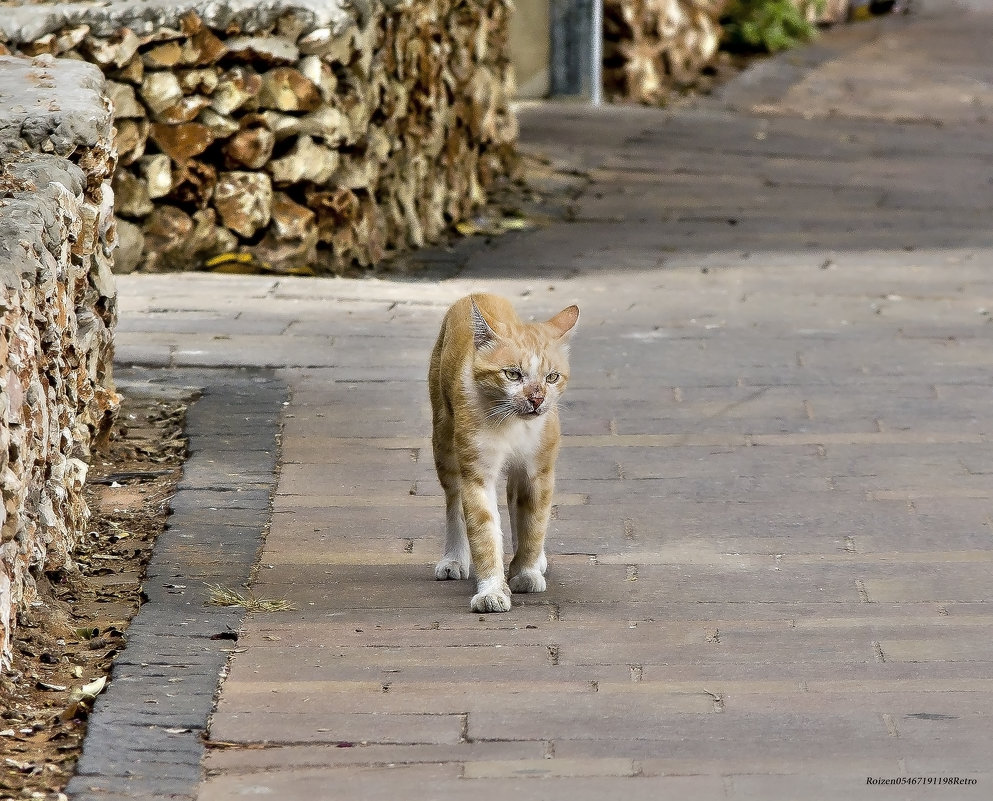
[{"left": 428, "top": 293, "right": 579, "bottom": 612}]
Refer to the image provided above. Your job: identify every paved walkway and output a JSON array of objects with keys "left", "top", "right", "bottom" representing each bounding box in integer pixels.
[{"left": 110, "top": 5, "right": 993, "bottom": 800}]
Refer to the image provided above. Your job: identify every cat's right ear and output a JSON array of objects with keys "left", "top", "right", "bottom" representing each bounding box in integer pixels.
[
  {"left": 471, "top": 300, "right": 497, "bottom": 350},
  {"left": 547, "top": 305, "right": 580, "bottom": 340}
]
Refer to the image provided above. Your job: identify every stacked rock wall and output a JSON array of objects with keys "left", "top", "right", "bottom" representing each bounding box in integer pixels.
[
  {"left": 603, "top": 0, "right": 728, "bottom": 105},
  {"left": 0, "top": 55, "right": 119, "bottom": 671},
  {"left": 0, "top": 0, "right": 517, "bottom": 275},
  {"left": 603, "top": 0, "right": 849, "bottom": 105}
]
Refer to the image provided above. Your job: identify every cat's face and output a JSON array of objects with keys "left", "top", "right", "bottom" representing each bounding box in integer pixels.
[{"left": 470, "top": 302, "right": 579, "bottom": 424}]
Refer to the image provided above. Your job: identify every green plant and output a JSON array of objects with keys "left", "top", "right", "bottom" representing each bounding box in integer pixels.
[{"left": 721, "top": 0, "right": 826, "bottom": 54}]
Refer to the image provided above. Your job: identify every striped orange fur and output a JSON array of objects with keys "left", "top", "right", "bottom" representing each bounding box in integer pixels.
[{"left": 428, "top": 293, "right": 579, "bottom": 612}]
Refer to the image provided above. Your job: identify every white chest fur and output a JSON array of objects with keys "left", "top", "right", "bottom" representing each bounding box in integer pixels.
[{"left": 479, "top": 416, "right": 546, "bottom": 471}]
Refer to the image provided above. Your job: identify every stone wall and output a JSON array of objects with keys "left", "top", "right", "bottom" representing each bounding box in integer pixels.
[
  {"left": 603, "top": 0, "right": 728, "bottom": 104},
  {"left": 0, "top": 0, "right": 517, "bottom": 275},
  {"left": 603, "top": 0, "right": 850, "bottom": 105},
  {"left": 0, "top": 55, "right": 119, "bottom": 671}
]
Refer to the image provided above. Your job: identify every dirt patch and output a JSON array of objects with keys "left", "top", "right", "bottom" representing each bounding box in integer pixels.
[{"left": 0, "top": 393, "right": 190, "bottom": 801}]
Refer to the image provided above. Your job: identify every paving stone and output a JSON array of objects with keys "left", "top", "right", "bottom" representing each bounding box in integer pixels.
[
  {"left": 75, "top": 752, "right": 204, "bottom": 778},
  {"left": 168, "top": 487, "right": 273, "bottom": 512},
  {"left": 222, "top": 657, "right": 629, "bottom": 685},
  {"left": 169, "top": 334, "right": 336, "bottom": 368},
  {"left": 209, "top": 711, "right": 465, "bottom": 746},
  {"left": 463, "top": 757, "right": 636, "bottom": 778},
  {"left": 634, "top": 658, "right": 993, "bottom": 685},
  {"left": 199, "top": 765, "right": 727, "bottom": 801},
  {"left": 224, "top": 642, "right": 554, "bottom": 675},
  {"left": 78, "top": 720, "right": 204, "bottom": 757},
  {"left": 203, "top": 741, "right": 546, "bottom": 771},
  {"left": 116, "top": 310, "right": 290, "bottom": 336},
  {"left": 556, "top": 738, "right": 905, "bottom": 773},
  {"left": 66, "top": 773, "right": 203, "bottom": 798},
  {"left": 113, "top": 338, "right": 174, "bottom": 368},
  {"left": 146, "top": 543, "right": 262, "bottom": 575},
  {"left": 235, "top": 605, "right": 558, "bottom": 641}
]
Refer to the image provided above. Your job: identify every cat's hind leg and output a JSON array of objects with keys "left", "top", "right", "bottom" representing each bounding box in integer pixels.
[
  {"left": 506, "top": 470, "right": 521, "bottom": 556},
  {"left": 432, "top": 417, "right": 471, "bottom": 580}
]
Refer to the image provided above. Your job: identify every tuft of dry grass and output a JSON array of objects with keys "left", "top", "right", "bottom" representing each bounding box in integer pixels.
[{"left": 205, "top": 584, "right": 296, "bottom": 612}]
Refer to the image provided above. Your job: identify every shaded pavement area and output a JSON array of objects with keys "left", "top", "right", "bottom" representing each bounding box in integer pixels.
[{"left": 86, "top": 4, "right": 993, "bottom": 799}]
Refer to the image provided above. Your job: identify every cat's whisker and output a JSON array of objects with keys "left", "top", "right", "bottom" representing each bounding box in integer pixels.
[
  {"left": 484, "top": 401, "right": 520, "bottom": 426},
  {"left": 484, "top": 405, "right": 511, "bottom": 422}
]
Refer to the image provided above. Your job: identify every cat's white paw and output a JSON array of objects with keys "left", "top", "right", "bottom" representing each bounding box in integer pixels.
[
  {"left": 470, "top": 588, "right": 512, "bottom": 613},
  {"left": 538, "top": 552, "right": 548, "bottom": 575},
  {"left": 509, "top": 568, "right": 546, "bottom": 594},
  {"left": 435, "top": 558, "right": 470, "bottom": 580}
]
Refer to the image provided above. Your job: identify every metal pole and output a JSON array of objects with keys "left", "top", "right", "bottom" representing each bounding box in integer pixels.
[{"left": 590, "top": 0, "right": 603, "bottom": 106}]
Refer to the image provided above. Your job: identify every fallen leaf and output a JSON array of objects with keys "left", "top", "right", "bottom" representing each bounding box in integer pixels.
[
  {"left": 71, "top": 676, "right": 107, "bottom": 704},
  {"left": 36, "top": 681, "right": 68, "bottom": 692},
  {"left": 204, "top": 251, "right": 255, "bottom": 269},
  {"left": 499, "top": 216, "right": 533, "bottom": 231}
]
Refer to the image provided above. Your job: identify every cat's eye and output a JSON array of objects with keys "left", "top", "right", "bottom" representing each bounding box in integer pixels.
[
  {"left": 503, "top": 368, "right": 523, "bottom": 381},
  {"left": 546, "top": 372, "right": 561, "bottom": 383}
]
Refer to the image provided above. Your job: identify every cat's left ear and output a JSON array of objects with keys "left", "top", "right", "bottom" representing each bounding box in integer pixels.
[
  {"left": 471, "top": 300, "right": 498, "bottom": 349},
  {"left": 546, "top": 305, "right": 580, "bottom": 340}
]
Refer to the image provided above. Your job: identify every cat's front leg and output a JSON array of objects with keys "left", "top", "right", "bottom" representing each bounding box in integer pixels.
[
  {"left": 507, "top": 463, "right": 553, "bottom": 595},
  {"left": 462, "top": 480, "right": 512, "bottom": 613}
]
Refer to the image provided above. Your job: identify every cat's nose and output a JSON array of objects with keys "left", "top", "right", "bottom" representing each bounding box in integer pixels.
[{"left": 528, "top": 392, "right": 545, "bottom": 409}]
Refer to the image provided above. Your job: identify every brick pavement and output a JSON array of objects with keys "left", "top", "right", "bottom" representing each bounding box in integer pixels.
[{"left": 104, "top": 5, "right": 993, "bottom": 800}]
